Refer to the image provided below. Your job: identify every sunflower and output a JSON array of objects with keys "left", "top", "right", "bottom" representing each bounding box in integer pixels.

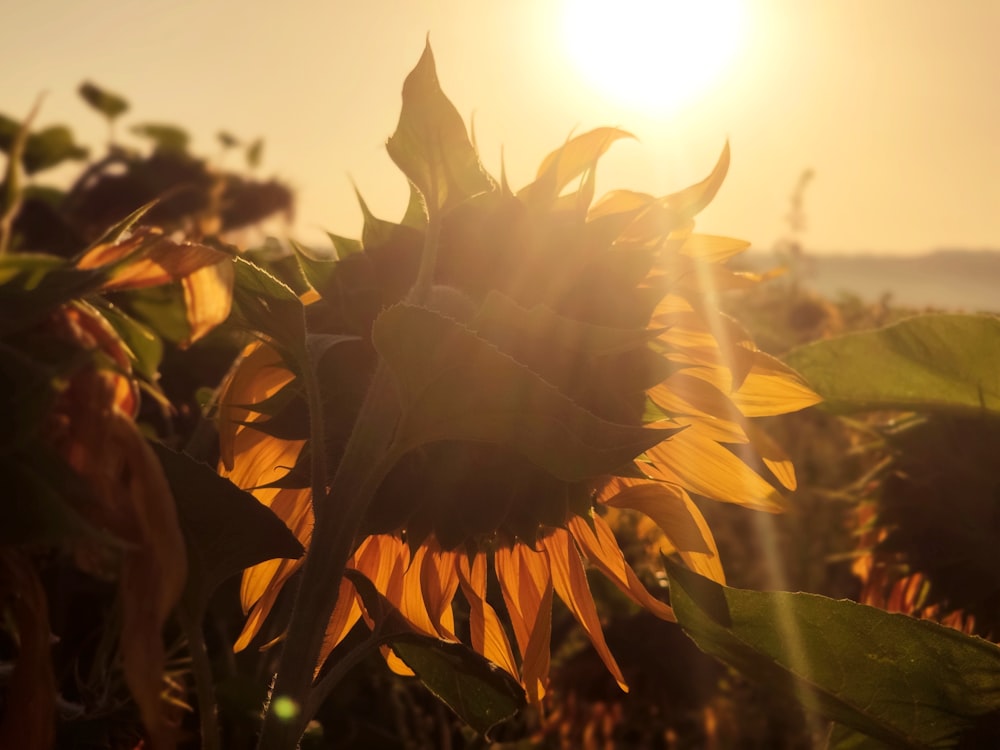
[{"left": 219, "top": 44, "right": 819, "bottom": 707}]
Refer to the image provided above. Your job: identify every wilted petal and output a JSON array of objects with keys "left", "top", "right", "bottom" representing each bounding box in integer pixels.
[
  {"left": 180, "top": 258, "right": 234, "bottom": 346},
  {"left": 108, "top": 412, "right": 187, "bottom": 750}
]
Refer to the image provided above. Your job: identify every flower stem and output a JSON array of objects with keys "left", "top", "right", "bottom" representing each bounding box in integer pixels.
[
  {"left": 178, "top": 604, "right": 221, "bottom": 750},
  {"left": 256, "top": 359, "right": 400, "bottom": 750}
]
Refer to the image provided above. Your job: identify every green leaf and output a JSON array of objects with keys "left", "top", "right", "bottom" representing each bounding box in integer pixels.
[
  {"left": 0, "top": 254, "right": 109, "bottom": 336},
  {"left": 344, "top": 570, "right": 525, "bottom": 737},
  {"left": 372, "top": 303, "right": 677, "bottom": 482},
  {"left": 96, "top": 302, "right": 163, "bottom": 382},
  {"left": 246, "top": 137, "right": 263, "bottom": 169},
  {"left": 784, "top": 314, "right": 1000, "bottom": 417},
  {"left": 0, "top": 117, "right": 89, "bottom": 175},
  {"left": 78, "top": 81, "right": 129, "bottom": 120},
  {"left": 130, "top": 123, "right": 190, "bottom": 153},
  {"left": 217, "top": 130, "right": 240, "bottom": 149},
  {"left": 323, "top": 231, "right": 362, "bottom": 260},
  {"left": 289, "top": 238, "right": 337, "bottom": 293},
  {"left": 1, "top": 446, "right": 118, "bottom": 548},
  {"left": 386, "top": 40, "right": 494, "bottom": 213},
  {"left": 667, "top": 560, "right": 1000, "bottom": 749},
  {"left": 152, "top": 443, "right": 303, "bottom": 614},
  {"left": 230, "top": 256, "right": 305, "bottom": 354}
]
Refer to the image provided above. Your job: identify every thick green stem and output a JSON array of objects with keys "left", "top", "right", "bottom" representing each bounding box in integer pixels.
[
  {"left": 179, "top": 605, "right": 221, "bottom": 750},
  {"left": 256, "top": 361, "right": 400, "bottom": 750}
]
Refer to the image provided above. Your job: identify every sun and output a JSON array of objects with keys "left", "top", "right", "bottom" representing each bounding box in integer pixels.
[{"left": 561, "top": 0, "right": 747, "bottom": 116}]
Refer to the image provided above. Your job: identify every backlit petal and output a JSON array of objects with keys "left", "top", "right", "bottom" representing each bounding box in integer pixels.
[
  {"left": 567, "top": 515, "right": 674, "bottom": 622},
  {"left": 540, "top": 529, "right": 627, "bottom": 692},
  {"left": 458, "top": 552, "right": 519, "bottom": 678}
]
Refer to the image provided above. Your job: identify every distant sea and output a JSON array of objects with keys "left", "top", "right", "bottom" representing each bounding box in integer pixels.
[{"left": 736, "top": 249, "right": 1000, "bottom": 314}]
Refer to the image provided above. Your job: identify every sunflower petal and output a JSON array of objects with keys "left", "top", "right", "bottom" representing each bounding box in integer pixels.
[
  {"left": 495, "top": 543, "right": 553, "bottom": 702},
  {"left": 602, "top": 481, "right": 713, "bottom": 554},
  {"left": 458, "top": 552, "right": 519, "bottom": 678},
  {"left": 180, "top": 258, "right": 234, "bottom": 346},
  {"left": 647, "top": 428, "right": 785, "bottom": 513},
  {"left": 568, "top": 515, "right": 674, "bottom": 622},
  {"left": 541, "top": 529, "right": 627, "bottom": 692},
  {"left": 731, "top": 351, "right": 822, "bottom": 416},
  {"left": 745, "top": 422, "right": 797, "bottom": 491}
]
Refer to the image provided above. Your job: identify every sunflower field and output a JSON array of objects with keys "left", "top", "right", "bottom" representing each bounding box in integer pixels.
[{"left": 2, "top": 43, "right": 1000, "bottom": 749}]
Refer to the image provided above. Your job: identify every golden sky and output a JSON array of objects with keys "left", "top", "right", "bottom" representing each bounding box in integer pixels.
[{"left": 4, "top": 0, "right": 998, "bottom": 254}]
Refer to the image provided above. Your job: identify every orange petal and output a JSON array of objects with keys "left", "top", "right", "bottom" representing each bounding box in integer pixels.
[
  {"left": 416, "top": 541, "right": 460, "bottom": 639},
  {"left": 495, "top": 543, "right": 552, "bottom": 702},
  {"left": 457, "top": 552, "right": 519, "bottom": 678},
  {"left": 217, "top": 342, "right": 294, "bottom": 471},
  {"left": 81, "top": 234, "right": 230, "bottom": 292},
  {"left": 180, "top": 258, "right": 234, "bottom": 346},
  {"left": 540, "top": 529, "right": 627, "bottom": 692},
  {"left": 567, "top": 515, "right": 674, "bottom": 622},
  {"left": 315, "top": 577, "right": 363, "bottom": 676},
  {"left": 601, "top": 482, "right": 712, "bottom": 554}
]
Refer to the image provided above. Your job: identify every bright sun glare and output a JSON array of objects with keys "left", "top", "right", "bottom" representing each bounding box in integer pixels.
[{"left": 562, "top": 0, "right": 747, "bottom": 116}]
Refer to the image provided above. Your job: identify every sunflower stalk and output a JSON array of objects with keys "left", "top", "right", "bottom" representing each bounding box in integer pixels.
[
  {"left": 257, "top": 359, "right": 401, "bottom": 750},
  {"left": 178, "top": 605, "right": 221, "bottom": 750}
]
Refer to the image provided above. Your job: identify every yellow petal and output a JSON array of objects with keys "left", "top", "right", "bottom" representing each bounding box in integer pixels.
[
  {"left": 745, "top": 422, "right": 797, "bottom": 491},
  {"left": 567, "top": 515, "right": 674, "bottom": 622},
  {"left": 679, "top": 233, "right": 751, "bottom": 263},
  {"left": 730, "top": 351, "right": 822, "bottom": 416},
  {"left": 647, "top": 428, "right": 785, "bottom": 513},
  {"left": 648, "top": 372, "right": 748, "bottom": 444},
  {"left": 457, "top": 552, "right": 519, "bottom": 679},
  {"left": 601, "top": 481, "right": 713, "bottom": 554},
  {"left": 541, "top": 529, "right": 627, "bottom": 692}
]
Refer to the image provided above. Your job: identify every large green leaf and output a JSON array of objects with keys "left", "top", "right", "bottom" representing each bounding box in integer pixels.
[
  {"left": 345, "top": 569, "right": 525, "bottom": 738},
  {"left": 784, "top": 314, "right": 1000, "bottom": 418},
  {"left": 386, "top": 40, "right": 493, "bottom": 213},
  {"left": 130, "top": 122, "right": 190, "bottom": 153},
  {"left": 152, "top": 444, "right": 303, "bottom": 614},
  {"left": 667, "top": 561, "right": 1000, "bottom": 749},
  {"left": 372, "top": 303, "right": 676, "bottom": 482}
]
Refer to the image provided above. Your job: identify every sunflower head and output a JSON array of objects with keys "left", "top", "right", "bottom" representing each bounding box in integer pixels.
[{"left": 221, "top": 41, "right": 819, "bottom": 701}]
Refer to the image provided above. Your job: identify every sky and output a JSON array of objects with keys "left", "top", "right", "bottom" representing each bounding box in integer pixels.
[{"left": 3, "top": 0, "right": 998, "bottom": 255}]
